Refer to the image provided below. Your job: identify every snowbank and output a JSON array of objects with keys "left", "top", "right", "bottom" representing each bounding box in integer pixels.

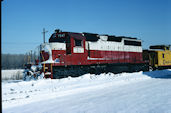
[
  {"left": 2, "top": 69, "right": 171, "bottom": 113},
  {"left": 2, "top": 69, "right": 24, "bottom": 80}
]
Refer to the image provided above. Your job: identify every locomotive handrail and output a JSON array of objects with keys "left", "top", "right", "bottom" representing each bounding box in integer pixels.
[
  {"left": 40, "top": 51, "right": 46, "bottom": 73},
  {"left": 40, "top": 51, "right": 45, "bottom": 62}
]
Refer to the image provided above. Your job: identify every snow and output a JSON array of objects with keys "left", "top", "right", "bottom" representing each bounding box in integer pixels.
[
  {"left": 30, "top": 65, "right": 37, "bottom": 72},
  {"left": 2, "top": 69, "right": 171, "bottom": 113},
  {"left": 41, "top": 43, "right": 54, "bottom": 64},
  {"left": 2, "top": 69, "right": 24, "bottom": 80}
]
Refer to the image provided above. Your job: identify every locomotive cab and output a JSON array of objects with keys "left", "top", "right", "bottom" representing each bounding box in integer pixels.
[{"left": 40, "top": 30, "right": 87, "bottom": 78}]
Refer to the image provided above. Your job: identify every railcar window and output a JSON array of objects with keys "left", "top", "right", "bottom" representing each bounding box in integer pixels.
[
  {"left": 124, "top": 40, "right": 141, "bottom": 46},
  {"left": 75, "top": 39, "right": 82, "bottom": 46},
  {"left": 166, "top": 47, "right": 169, "bottom": 50}
]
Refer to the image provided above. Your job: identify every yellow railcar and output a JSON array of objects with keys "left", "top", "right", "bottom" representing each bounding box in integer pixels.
[{"left": 143, "top": 45, "right": 171, "bottom": 70}]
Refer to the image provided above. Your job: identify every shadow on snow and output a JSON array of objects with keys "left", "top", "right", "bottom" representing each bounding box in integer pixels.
[{"left": 143, "top": 69, "right": 171, "bottom": 79}]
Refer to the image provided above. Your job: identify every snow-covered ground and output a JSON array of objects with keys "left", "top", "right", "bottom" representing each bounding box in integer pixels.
[
  {"left": 2, "top": 69, "right": 171, "bottom": 113},
  {"left": 2, "top": 69, "right": 24, "bottom": 80}
]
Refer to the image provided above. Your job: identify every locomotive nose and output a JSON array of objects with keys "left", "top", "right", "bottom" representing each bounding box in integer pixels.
[{"left": 41, "top": 43, "right": 54, "bottom": 64}]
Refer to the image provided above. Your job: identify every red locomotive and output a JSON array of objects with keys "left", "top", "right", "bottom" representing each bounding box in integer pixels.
[{"left": 38, "top": 29, "right": 148, "bottom": 79}]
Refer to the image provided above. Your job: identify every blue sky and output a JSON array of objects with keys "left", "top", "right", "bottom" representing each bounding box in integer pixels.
[{"left": 2, "top": 0, "right": 171, "bottom": 54}]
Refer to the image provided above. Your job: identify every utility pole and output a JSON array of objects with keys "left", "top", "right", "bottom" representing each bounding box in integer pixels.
[{"left": 42, "top": 28, "right": 48, "bottom": 43}]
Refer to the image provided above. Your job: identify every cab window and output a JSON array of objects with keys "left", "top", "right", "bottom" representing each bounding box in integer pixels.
[
  {"left": 163, "top": 54, "right": 165, "bottom": 58},
  {"left": 75, "top": 39, "right": 82, "bottom": 46}
]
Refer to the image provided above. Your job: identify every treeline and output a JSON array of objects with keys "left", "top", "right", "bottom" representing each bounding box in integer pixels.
[{"left": 1, "top": 53, "right": 38, "bottom": 69}]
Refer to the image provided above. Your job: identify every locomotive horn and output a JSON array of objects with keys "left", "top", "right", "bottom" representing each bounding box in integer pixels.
[{"left": 55, "top": 29, "right": 61, "bottom": 33}]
